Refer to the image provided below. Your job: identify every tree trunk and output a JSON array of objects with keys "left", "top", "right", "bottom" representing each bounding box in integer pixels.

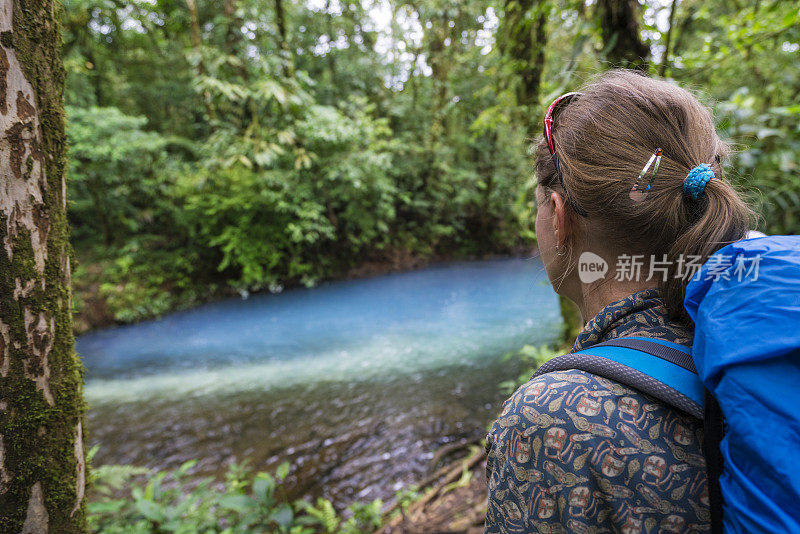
[
  {"left": 497, "top": 0, "right": 549, "bottom": 137},
  {"left": 0, "top": 0, "right": 87, "bottom": 531},
  {"left": 596, "top": 0, "right": 650, "bottom": 70},
  {"left": 274, "top": 0, "right": 295, "bottom": 78},
  {"left": 658, "top": 0, "right": 678, "bottom": 77},
  {"left": 323, "top": 0, "right": 337, "bottom": 103},
  {"left": 186, "top": 0, "right": 216, "bottom": 121},
  {"left": 224, "top": 0, "right": 243, "bottom": 56}
]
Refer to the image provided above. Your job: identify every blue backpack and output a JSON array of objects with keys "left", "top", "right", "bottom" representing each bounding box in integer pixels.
[{"left": 535, "top": 235, "right": 800, "bottom": 533}]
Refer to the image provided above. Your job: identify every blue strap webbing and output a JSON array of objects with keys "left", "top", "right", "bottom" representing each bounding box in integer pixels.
[
  {"left": 618, "top": 336, "right": 692, "bottom": 353},
  {"left": 591, "top": 337, "right": 697, "bottom": 372},
  {"left": 571, "top": 342, "right": 705, "bottom": 407}
]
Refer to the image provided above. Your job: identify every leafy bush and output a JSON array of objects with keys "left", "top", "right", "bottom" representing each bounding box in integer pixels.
[
  {"left": 717, "top": 89, "right": 800, "bottom": 234},
  {"left": 178, "top": 97, "right": 399, "bottom": 292},
  {"left": 67, "top": 106, "right": 172, "bottom": 245},
  {"left": 499, "top": 344, "right": 561, "bottom": 394},
  {"left": 88, "top": 456, "right": 383, "bottom": 534},
  {"left": 96, "top": 237, "right": 201, "bottom": 323}
]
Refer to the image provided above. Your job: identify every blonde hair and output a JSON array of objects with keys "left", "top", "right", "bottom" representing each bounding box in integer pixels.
[{"left": 536, "top": 70, "right": 755, "bottom": 323}]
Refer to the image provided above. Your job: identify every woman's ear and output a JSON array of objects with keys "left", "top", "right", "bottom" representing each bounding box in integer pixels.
[{"left": 549, "top": 191, "right": 571, "bottom": 249}]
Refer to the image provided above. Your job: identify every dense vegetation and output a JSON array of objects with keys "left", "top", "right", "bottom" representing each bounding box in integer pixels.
[
  {"left": 63, "top": 0, "right": 800, "bottom": 330},
  {"left": 88, "top": 451, "right": 386, "bottom": 533}
]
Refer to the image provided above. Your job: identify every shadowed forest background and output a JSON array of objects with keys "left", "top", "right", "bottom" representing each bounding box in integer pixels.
[
  {"left": 64, "top": 0, "right": 799, "bottom": 332},
  {"left": 51, "top": 0, "right": 800, "bottom": 531}
]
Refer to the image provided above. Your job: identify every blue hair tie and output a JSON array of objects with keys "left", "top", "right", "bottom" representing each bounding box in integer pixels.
[{"left": 683, "top": 164, "right": 714, "bottom": 199}]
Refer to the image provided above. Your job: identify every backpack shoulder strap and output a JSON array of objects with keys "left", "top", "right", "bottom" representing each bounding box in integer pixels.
[
  {"left": 533, "top": 337, "right": 704, "bottom": 419},
  {"left": 590, "top": 336, "right": 697, "bottom": 373}
]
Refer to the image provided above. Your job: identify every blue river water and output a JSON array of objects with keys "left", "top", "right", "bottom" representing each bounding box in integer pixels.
[{"left": 80, "top": 257, "right": 562, "bottom": 505}]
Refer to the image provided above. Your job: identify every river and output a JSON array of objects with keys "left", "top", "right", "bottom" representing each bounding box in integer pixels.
[{"left": 78, "top": 257, "right": 561, "bottom": 506}]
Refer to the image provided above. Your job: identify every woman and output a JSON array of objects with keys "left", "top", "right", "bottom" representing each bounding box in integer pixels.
[{"left": 484, "top": 70, "right": 754, "bottom": 533}]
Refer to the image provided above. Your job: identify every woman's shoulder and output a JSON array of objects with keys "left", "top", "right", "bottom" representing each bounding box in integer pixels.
[
  {"left": 495, "top": 368, "right": 648, "bottom": 429},
  {"left": 485, "top": 368, "right": 708, "bottom": 532},
  {"left": 490, "top": 368, "right": 703, "bottom": 457}
]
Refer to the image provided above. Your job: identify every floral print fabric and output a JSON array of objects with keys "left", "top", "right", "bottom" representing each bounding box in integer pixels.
[{"left": 485, "top": 289, "right": 709, "bottom": 533}]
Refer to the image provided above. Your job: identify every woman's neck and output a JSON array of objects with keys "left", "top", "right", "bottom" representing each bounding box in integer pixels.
[{"left": 575, "top": 279, "right": 657, "bottom": 325}]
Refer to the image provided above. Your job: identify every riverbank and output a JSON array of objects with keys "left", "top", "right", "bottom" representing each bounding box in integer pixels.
[
  {"left": 87, "top": 441, "right": 491, "bottom": 533},
  {"left": 378, "top": 438, "right": 489, "bottom": 533},
  {"left": 72, "top": 245, "right": 538, "bottom": 335}
]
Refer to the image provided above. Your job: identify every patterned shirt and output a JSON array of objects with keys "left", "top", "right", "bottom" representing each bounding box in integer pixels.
[{"left": 485, "top": 289, "right": 709, "bottom": 533}]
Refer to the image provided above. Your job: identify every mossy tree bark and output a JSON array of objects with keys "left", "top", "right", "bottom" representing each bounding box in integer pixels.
[
  {"left": 497, "top": 0, "right": 549, "bottom": 137},
  {"left": 596, "top": 0, "right": 650, "bottom": 70},
  {"left": 0, "top": 0, "right": 87, "bottom": 531},
  {"left": 273, "top": 0, "right": 294, "bottom": 78}
]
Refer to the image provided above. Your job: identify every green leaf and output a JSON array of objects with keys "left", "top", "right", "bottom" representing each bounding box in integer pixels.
[
  {"left": 252, "top": 473, "right": 275, "bottom": 502},
  {"left": 134, "top": 499, "right": 165, "bottom": 523},
  {"left": 276, "top": 462, "right": 290, "bottom": 481},
  {"left": 87, "top": 499, "right": 127, "bottom": 515},
  {"left": 219, "top": 494, "right": 256, "bottom": 513},
  {"left": 271, "top": 504, "right": 294, "bottom": 528},
  {"left": 177, "top": 459, "right": 198, "bottom": 477}
]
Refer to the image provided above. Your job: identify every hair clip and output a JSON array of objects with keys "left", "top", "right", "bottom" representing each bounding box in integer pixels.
[{"left": 630, "top": 148, "right": 663, "bottom": 202}]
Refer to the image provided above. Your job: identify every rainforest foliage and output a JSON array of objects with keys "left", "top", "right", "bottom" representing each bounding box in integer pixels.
[{"left": 62, "top": 0, "right": 800, "bottom": 326}]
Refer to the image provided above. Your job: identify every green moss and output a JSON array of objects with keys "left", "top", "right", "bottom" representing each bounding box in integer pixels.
[
  {"left": 0, "top": 31, "right": 12, "bottom": 49},
  {"left": 0, "top": 0, "right": 87, "bottom": 531},
  {"left": 23, "top": 154, "right": 33, "bottom": 180}
]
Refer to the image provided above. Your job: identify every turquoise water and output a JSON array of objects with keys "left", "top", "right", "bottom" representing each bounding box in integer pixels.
[{"left": 79, "top": 258, "right": 561, "bottom": 504}]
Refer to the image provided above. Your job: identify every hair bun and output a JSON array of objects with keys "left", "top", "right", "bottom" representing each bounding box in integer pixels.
[{"left": 683, "top": 164, "right": 714, "bottom": 199}]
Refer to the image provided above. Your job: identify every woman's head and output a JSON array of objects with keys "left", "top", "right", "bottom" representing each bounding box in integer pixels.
[{"left": 535, "top": 70, "right": 755, "bottom": 324}]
